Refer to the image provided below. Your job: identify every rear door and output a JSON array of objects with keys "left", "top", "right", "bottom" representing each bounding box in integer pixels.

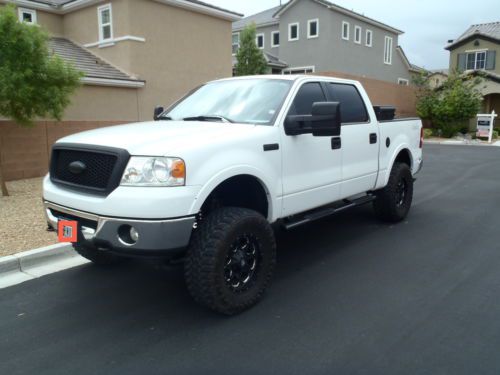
[
  {"left": 325, "top": 83, "right": 379, "bottom": 198},
  {"left": 280, "top": 81, "right": 342, "bottom": 217}
]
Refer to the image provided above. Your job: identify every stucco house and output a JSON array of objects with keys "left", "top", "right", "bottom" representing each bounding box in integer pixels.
[
  {"left": 0, "top": 0, "right": 241, "bottom": 180},
  {"left": 232, "top": 0, "right": 419, "bottom": 85},
  {"left": 427, "top": 69, "right": 449, "bottom": 89},
  {"left": 446, "top": 21, "right": 499, "bottom": 115}
]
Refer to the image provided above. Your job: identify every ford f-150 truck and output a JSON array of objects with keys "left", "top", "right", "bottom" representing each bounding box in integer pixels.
[{"left": 43, "top": 75, "right": 423, "bottom": 314}]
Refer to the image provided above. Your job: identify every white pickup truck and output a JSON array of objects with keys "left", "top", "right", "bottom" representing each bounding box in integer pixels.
[{"left": 43, "top": 75, "right": 423, "bottom": 314}]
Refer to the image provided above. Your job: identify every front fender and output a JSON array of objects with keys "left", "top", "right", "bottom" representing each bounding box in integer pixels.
[{"left": 189, "top": 166, "right": 280, "bottom": 222}]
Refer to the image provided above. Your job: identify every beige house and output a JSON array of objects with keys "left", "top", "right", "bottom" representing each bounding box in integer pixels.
[
  {"left": 428, "top": 70, "right": 448, "bottom": 89},
  {"left": 0, "top": 0, "right": 241, "bottom": 180},
  {"left": 446, "top": 21, "right": 499, "bottom": 115}
]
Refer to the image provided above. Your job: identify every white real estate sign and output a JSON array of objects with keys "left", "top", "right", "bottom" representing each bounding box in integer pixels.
[{"left": 476, "top": 111, "right": 497, "bottom": 143}]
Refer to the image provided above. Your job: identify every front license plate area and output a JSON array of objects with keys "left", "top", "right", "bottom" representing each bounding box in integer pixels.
[{"left": 58, "top": 220, "right": 78, "bottom": 243}]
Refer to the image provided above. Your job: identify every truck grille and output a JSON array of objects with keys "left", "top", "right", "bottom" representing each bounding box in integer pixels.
[{"left": 50, "top": 144, "right": 130, "bottom": 196}]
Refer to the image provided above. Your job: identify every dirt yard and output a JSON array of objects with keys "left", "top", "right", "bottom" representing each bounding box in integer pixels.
[{"left": 0, "top": 178, "right": 57, "bottom": 257}]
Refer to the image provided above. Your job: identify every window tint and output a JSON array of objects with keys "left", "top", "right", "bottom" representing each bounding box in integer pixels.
[
  {"left": 327, "top": 83, "right": 369, "bottom": 123},
  {"left": 289, "top": 82, "right": 326, "bottom": 115}
]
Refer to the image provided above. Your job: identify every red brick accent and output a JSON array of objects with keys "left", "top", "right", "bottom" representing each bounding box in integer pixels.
[{"left": 318, "top": 71, "right": 418, "bottom": 118}]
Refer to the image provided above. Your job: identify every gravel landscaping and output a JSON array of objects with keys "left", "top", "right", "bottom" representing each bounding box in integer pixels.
[{"left": 0, "top": 178, "right": 57, "bottom": 257}]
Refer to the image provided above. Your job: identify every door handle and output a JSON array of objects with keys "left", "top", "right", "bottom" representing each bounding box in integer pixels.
[
  {"left": 370, "top": 133, "right": 378, "bottom": 144},
  {"left": 331, "top": 137, "right": 341, "bottom": 150}
]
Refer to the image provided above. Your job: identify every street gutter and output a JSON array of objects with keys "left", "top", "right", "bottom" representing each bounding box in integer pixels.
[{"left": 0, "top": 243, "right": 89, "bottom": 289}]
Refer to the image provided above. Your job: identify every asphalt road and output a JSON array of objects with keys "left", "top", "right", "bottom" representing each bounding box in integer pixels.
[{"left": 2, "top": 144, "right": 500, "bottom": 375}]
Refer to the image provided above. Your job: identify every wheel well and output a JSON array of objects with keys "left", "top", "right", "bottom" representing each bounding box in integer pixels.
[
  {"left": 201, "top": 175, "right": 269, "bottom": 218},
  {"left": 394, "top": 149, "right": 412, "bottom": 169}
]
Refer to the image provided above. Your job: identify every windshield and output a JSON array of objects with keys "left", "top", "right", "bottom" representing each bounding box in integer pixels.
[{"left": 164, "top": 79, "right": 293, "bottom": 125}]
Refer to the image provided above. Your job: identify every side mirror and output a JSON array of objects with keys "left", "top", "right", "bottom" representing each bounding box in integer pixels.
[
  {"left": 310, "top": 102, "right": 341, "bottom": 137},
  {"left": 153, "top": 106, "right": 164, "bottom": 121},
  {"left": 284, "top": 102, "right": 341, "bottom": 137}
]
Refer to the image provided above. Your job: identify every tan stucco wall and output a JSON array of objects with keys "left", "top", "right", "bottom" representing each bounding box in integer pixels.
[
  {"left": 126, "top": 0, "right": 233, "bottom": 120},
  {"left": 449, "top": 39, "right": 500, "bottom": 75},
  {"left": 63, "top": 84, "right": 140, "bottom": 121},
  {"left": 37, "top": 9, "right": 64, "bottom": 36},
  {"left": 63, "top": 0, "right": 128, "bottom": 45}
]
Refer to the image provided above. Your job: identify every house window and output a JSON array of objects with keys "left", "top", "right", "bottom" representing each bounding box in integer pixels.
[
  {"left": 289, "top": 23, "right": 299, "bottom": 41},
  {"left": 466, "top": 51, "right": 487, "bottom": 70},
  {"left": 271, "top": 31, "right": 280, "bottom": 47},
  {"left": 18, "top": 8, "right": 37, "bottom": 24},
  {"left": 384, "top": 36, "right": 393, "bottom": 64},
  {"left": 342, "top": 21, "right": 349, "bottom": 40},
  {"left": 256, "top": 33, "right": 265, "bottom": 49},
  {"left": 283, "top": 66, "right": 315, "bottom": 75},
  {"left": 98, "top": 4, "right": 113, "bottom": 42},
  {"left": 308, "top": 19, "right": 319, "bottom": 39},
  {"left": 354, "top": 26, "right": 362, "bottom": 44},
  {"left": 398, "top": 78, "right": 409, "bottom": 86},
  {"left": 365, "top": 29, "right": 373, "bottom": 47},
  {"left": 232, "top": 33, "right": 240, "bottom": 55}
]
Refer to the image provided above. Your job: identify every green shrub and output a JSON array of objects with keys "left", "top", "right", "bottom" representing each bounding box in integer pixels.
[
  {"left": 423, "top": 129, "right": 433, "bottom": 138},
  {"left": 436, "top": 122, "right": 464, "bottom": 138},
  {"left": 493, "top": 130, "right": 499, "bottom": 140}
]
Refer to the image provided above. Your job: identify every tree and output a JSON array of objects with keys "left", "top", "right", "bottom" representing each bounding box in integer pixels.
[
  {"left": 413, "top": 71, "right": 483, "bottom": 138},
  {"left": 235, "top": 23, "right": 268, "bottom": 76},
  {"left": 0, "top": 5, "right": 82, "bottom": 196}
]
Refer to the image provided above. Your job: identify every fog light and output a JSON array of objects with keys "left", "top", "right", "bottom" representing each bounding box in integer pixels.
[
  {"left": 130, "top": 227, "right": 139, "bottom": 242},
  {"left": 118, "top": 225, "right": 139, "bottom": 246}
]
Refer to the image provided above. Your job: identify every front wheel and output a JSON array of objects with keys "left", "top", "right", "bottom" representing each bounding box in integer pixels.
[
  {"left": 184, "top": 207, "right": 276, "bottom": 315},
  {"left": 373, "top": 162, "right": 414, "bottom": 223}
]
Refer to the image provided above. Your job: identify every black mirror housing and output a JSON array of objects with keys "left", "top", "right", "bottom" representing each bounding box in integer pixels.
[
  {"left": 153, "top": 106, "right": 164, "bottom": 121},
  {"left": 284, "top": 102, "right": 341, "bottom": 137},
  {"left": 310, "top": 102, "right": 341, "bottom": 137}
]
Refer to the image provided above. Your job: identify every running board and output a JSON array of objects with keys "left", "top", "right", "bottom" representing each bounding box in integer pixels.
[{"left": 283, "top": 195, "right": 376, "bottom": 230}]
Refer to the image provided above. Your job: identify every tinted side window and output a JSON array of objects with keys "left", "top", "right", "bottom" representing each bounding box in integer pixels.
[
  {"left": 288, "top": 82, "right": 326, "bottom": 116},
  {"left": 327, "top": 83, "right": 369, "bottom": 123}
]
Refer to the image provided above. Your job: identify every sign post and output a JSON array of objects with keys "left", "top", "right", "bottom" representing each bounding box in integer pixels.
[{"left": 476, "top": 111, "right": 497, "bottom": 143}]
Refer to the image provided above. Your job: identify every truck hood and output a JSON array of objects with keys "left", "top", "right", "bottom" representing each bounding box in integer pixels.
[{"left": 57, "top": 121, "right": 272, "bottom": 156}]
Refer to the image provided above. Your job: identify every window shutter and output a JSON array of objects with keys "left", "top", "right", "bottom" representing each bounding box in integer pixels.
[
  {"left": 457, "top": 53, "right": 467, "bottom": 72},
  {"left": 486, "top": 51, "right": 496, "bottom": 70}
]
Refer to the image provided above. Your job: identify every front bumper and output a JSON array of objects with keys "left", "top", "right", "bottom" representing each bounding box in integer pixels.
[{"left": 44, "top": 201, "right": 195, "bottom": 255}]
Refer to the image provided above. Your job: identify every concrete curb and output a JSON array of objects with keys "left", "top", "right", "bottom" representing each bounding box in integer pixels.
[
  {"left": 424, "top": 140, "right": 500, "bottom": 147},
  {"left": 0, "top": 243, "right": 89, "bottom": 289}
]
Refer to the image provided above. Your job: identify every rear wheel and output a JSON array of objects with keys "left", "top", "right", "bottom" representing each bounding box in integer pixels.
[
  {"left": 184, "top": 207, "right": 276, "bottom": 315},
  {"left": 73, "top": 243, "right": 124, "bottom": 266},
  {"left": 373, "top": 162, "right": 413, "bottom": 223}
]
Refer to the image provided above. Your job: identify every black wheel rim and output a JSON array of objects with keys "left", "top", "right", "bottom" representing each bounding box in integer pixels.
[
  {"left": 224, "top": 234, "right": 260, "bottom": 293},
  {"left": 396, "top": 178, "right": 407, "bottom": 207}
]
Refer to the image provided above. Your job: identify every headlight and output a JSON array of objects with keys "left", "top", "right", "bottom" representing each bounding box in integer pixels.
[{"left": 120, "top": 157, "right": 186, "bottom": 186}]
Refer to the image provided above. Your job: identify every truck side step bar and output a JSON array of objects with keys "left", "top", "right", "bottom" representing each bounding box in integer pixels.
[{"left": 283, "top": 195, "right": 376, "bottom": 230}]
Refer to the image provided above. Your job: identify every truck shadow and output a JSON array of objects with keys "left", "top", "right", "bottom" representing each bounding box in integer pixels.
[{"left": 61, "top": 203, "right": 384, "bottom": 318}]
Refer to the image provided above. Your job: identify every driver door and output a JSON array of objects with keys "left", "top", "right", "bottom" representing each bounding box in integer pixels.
[{"left": 280, "top": 81, "right": 342, "bottom": 217}]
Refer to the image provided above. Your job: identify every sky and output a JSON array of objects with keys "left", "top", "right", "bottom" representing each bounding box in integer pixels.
[{"left": 208, "top": 0, "right": 498, "bottom": 70}]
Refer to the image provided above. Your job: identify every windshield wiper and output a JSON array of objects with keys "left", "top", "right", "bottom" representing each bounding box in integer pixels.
[
  {"left": 157, "top": 115, "right": 173, "bottom": 121},
  {"left": 183, "top": 115, "right": 234, "bottom": 123}
]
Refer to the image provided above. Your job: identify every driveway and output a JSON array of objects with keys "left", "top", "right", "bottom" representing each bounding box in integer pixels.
[{"left": 2, "top": 144, "right": 500, "bottom": 375}]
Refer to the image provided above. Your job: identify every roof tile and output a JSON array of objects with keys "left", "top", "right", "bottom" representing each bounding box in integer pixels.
[{"left": 48, "top": 37, "right": 140, "bottom": 82}]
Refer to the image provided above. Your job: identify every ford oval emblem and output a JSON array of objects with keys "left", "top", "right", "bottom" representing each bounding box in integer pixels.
[{"left": 68, "top": 161, "right": 87, "bottom": 175}]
